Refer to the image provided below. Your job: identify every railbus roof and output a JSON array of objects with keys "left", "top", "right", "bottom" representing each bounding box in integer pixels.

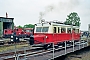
[{"left": 35, "top": 22, "right": 79, "bottom": 28}]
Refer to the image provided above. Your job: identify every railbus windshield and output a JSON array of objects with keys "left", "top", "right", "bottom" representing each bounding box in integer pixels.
[{"left": 36, "top": 27, "right": 49, "bottom": 32}]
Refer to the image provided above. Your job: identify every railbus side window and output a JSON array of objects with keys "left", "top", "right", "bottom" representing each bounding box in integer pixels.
[
  {"left": 67, "top": 28, "right": 71, "bottom": 33},
  {"left": 58, "top": 27, "right": 61, "bottom": 33},
  {"left": 58, "top": 27, "right": 59, "bottom": 33},
  {"left": 72, "top": 28, "right": 75, "bottom": 33},
  {"left": 75, "top": 29, "right": 79, "bottom": 33},
  {"left": 61, "top": 28, "right": 66, "bottom": 33},
  {"left": 53, "top": 27, "right": 56, "bottom": 33}
]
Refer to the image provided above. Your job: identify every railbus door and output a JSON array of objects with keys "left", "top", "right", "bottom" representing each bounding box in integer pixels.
[{"left": 53, "top": 27, "right": 58, "bottom": 43}]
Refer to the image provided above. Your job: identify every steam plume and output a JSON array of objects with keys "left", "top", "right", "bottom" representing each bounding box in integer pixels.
[{"left": 39, "top": 0, "right": 80, "bottom": 22}]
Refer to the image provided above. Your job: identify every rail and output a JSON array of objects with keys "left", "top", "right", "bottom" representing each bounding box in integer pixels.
[{"left": 0, "top": 38, "right": 89, "bottom": 60}]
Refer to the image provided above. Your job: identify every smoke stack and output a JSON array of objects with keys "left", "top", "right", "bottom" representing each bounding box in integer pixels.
[{"left": 6, "top": 12, "right": 8, "bottom": 18}]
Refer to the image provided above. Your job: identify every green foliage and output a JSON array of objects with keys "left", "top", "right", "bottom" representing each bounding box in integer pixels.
[
  {"left": 23, "top": 24, "right": 35, "bottom": 28},
  {"left": 17, "top": 24, "right": 35, "bottom": 29},
  {"left": 17, "top": 25, "right": 23, "bottom": 28},
  {"left": 65, "top": 12, "right": 81, "bottom": 27}
]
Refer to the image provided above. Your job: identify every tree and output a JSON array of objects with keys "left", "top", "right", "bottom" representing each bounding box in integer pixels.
[
  {"left": 23, "top": 24, "right": 35, "bottom": 28},
  {"left": 17, "top": 25, "right": 23, "bottom": 28},
  {"left": 65, "top": 12, "right": 81, "bottom": 27}
]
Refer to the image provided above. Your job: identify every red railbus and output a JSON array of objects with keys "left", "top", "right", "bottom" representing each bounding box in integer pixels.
[{"left": 32, "top": 21, "right": 80, "bottom": 49}]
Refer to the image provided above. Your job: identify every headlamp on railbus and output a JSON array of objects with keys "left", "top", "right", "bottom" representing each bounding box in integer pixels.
[{"left": 46, "top": 36, "right": 48, "bottom": 38}]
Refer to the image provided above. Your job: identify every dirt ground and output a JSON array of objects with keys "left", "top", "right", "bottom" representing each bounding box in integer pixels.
[{"left": 55, "top": 46, "right": 90, "bottom": 60}]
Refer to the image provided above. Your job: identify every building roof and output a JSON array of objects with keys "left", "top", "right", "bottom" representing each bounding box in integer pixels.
[
  {"left": 0, "top": 17, "right": 14, "bottom": 20},
  {"left": 0, "top": 17, "right": 14, "bottom": 22}
]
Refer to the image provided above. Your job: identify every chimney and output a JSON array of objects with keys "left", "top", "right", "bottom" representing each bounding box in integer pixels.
[{"left": 6, "top": 12, "right": 8, "bottom": 18}]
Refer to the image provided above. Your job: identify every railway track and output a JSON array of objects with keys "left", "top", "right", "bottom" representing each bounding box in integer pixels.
[
  {"left": 0, "top": 44, "right": 77, "bottom": 60},
  {"left": 0, "top": 47, "right": 48, "bottom": 60},
  {"left": 0, "top": 41, "right": 88, "bottom": 60}
]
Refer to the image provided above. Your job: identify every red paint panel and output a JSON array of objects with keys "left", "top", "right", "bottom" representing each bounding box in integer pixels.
[{"left": 34, "top": 33, "right": 80, "bottom": 44}]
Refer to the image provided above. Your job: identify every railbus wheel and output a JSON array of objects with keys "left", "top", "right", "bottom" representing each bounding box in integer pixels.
[
  {"left": 43, "top": 43, "right": 53, "bottom": 50},
  {"left": 57, "top": 42, "right": 65, "bottom": 47}
]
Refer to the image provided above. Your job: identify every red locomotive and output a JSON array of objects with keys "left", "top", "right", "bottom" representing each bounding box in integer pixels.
[
  {"left": 4, "top": 29, "right": 13, "bottom": 38},
  {"left": 3, "top": 28, "right": 33, "bottom": 38},
  {"left": 13, "top": 28, "right": 24, "bottom": 37},
  {"left": 24, "top": 28, "right": 33, "bottom": 37},
  {"left": 30, "top": 21, "right": 80, "bottom": 49}
]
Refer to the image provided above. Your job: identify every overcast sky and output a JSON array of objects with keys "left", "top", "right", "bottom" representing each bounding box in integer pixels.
[{"left": 0, "top": 0, "right": 90, "bottom": 31}]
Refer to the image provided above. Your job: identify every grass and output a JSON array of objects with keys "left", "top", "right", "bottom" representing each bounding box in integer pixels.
[{"left": 0, "top": 44, "right": 29, "bottom": 52}]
